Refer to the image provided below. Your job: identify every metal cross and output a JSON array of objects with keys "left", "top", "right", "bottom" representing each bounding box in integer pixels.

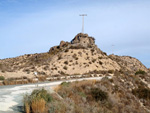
[{"left": 79, "top": 14, "right": 87, "bottom": 33}]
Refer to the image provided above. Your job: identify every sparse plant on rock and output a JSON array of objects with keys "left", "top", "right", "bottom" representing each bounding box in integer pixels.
[
  {"left": 0, "top": 76, "right": 5, "bottom": 80},
  {"left": 132, "top": 87, "right": 150, "bottom": 100},
  {"left": 64, "top": 61, "right": 68, "bottom": 65},
  {"left": 135, "top": 70, "right": 146, "bottom": 75},
  {"left": 91, "top": 88, "right": 108, "bottom": 102},
  {"left": 63, "top": 66, "right": 68, "bottom": 70}
]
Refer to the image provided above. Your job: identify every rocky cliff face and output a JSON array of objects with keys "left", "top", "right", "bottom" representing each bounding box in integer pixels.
[
  {"left": 71, "top": 33, "right": 95, "bottom": 47},
  {"left": 0, "top": 33, "right": 148, "bottom": 79},
  {"left": 49, "top": 33, "right": 95, "bottom": 54}
]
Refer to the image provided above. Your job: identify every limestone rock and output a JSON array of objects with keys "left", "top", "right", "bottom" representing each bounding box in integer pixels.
[{"left": 71, "top": 33, "right": 95, "bottom": 48}]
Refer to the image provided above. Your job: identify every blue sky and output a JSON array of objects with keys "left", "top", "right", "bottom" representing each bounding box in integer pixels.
[{"left": 0, "top": 0, "right": 150, "bottom": 68}]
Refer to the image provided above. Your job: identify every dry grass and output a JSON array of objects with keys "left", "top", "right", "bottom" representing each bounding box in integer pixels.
[
  {"left": 24, "top": 74, "right": 150, "bottom": 113},
  {"left": 31, "top": 98, "right": 46, "bottom": 113},
  {"left": 38, "top": 76, "right": 46, "bottom": 81},
  {"left": 24, "top": 88, "right": 53, "bottom": 113},
  {"left": 25, "top": 102, "right": 30, "bottom": 113},
  {"left": 53, "top": 85, "right": 61, "bottom": 92},
  {"left": 3, "top": 79, "right": 29, "bottom": 85}
]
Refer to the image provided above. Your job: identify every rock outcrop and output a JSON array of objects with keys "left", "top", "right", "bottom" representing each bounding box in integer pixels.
[
  {"left": 71, "top": 33, "right": 95, "bottom": 47},
  {"left": 49, "top": 33, "right": 95, "bottom": 54}
]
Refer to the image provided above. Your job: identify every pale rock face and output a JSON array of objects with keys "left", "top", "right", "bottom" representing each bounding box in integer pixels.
[{"left": 71, "top": 33, "right": 95, "bottom": 48}]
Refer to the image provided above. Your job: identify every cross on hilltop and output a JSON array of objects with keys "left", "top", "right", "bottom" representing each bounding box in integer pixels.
[{"left": 80, "top": 14, "right": 87, "bottom": 33}]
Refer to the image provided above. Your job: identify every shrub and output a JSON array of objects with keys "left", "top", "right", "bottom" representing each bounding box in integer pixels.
[
  {"left": 61, "top": 82, "right": 70, "bottom": 87},
  {"left": 75, "top": 61, "right": 78, "bottom": 65},
  {"left": 31, "top": 98, "right": 46, "bottom": 113},
  {"left": 38, "top": 76, "right": 46, "bottom": 81},
  {"left": 69, "top": 45, "right": 86, "bottom": 49},
  {"left": 135, "top": 70, "right": 146, "bottom": 75},
  {"left": 91, "top": 88, "right": 108, "bottom": 102},
  {"left": 58, "top": 55, "right": 62, "bottom": 60},
  {"left": 89, "top": 62, "right": 92, "bottom": 64},
  {"left": 103, "top": 52, "right": 107, "bottom": 56},
  {"left": 78, "top": 51, "right": 82, "bottom": 56},
  {"left": 31, "top": 89, "right": 53, "bottom": 103},
  {"left": 25, "top": 101, "right": 30, "bottom": 113},
  {"left": 63, "top": 66, "right": 68, "bottom": 70},
  {"left": 75, "top": 57, "right": 78, "bottom": 60},
  {"left": 59, "top": 71, "right": 65, "bottom": 75},
  {"left": 99, "top": 61, "right": 103, "bottom": 65},
  {"left": 0, "top": 76, "right": 5, "bottom": 80},
  {"left": 64, "top": 49, "right": 69, "bottom": 52},
  {"left": 92, "top": 59, "right": 96, "bottom": 63},
  {"left": 108, "top": 70, "right": 114, "bottom": 74},
  {"left": 72, "top": 54, "right": 77, "bottom": 59},
  {"left": 91, "top": 49, "right": 95, "bottom": 53},
  {"left": 98, "top": 57, "right": 102, "bottom": 59},
  {"left": 132, "top": 88, "right": 150, "bottom": 100},
  {"left": 43, "top": 66, "right": 49, "bottom": 71},
  {"left": 24, "top": 89, "right": 53, "bottom": 113},
  {"left": 64, "top": 61, "right": 68, "bottom": 65}
]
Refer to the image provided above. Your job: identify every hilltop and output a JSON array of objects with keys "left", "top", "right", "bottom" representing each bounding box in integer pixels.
[{"left": 0, "top": 33, "right": 149, "bottom": 85}]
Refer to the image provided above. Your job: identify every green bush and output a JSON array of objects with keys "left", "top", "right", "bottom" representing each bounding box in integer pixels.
[
  {"left": 31, "top": 89, "right": 52, "bottom": 102},
  {"left": 24, "top": 88, "right": 52, "bottom": 113},
  {"left": 59, "top": 71, "right": 65, "bottom": 75},
  {"left": 103, "top": 52, "right": 107, "bottom": 56},
  {"left": 69, "top": 45, "right": 86, "bottom": 49},
  {"left": 63, "top": 66, "right": 67, "bottom": 70},
  {"left": 64, "top": 49, "right": 69, "bottom": 52},
  {"left": 135, "top": 70, "right": 146, "bottom": 75},
  {"left": 0, "top": 76, "right": 5, "bottom": 80},
  {"left": 91, "top": 88, "right": 108, "bottom": 102},
  {"left": 64, "top": 61, "right": 68, "bottom": 65},
  {"left": 61, "top": 82, "right": 70, "bottom": 87},
  {"left": 99, "top": 61, "right": 103, "bottom": 65},
  {"left": 108, "top": 70, "right": 114, "bottom": 74},
  {"left": 132, "top": 88, "right": 150, "bottom": 100},
  {"left": 92, "top": 59, "right": 96, "bottom": 63},
  {"left": 24, "top": 89, "right": 53, "bottom": 105}
]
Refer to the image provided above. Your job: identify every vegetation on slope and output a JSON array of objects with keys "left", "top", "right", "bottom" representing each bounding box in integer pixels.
[
  {"left": 23, "top": 73, "right": 150, "bottom": 113},
  {"left": 135, "top": 70, "right": 146, "bottom": 75},
  {"left": 24, "top": 88, "right": 53, "bottom": 113},
  {"left": 0, "top": 76, "right": 5, "bottom": 80}
]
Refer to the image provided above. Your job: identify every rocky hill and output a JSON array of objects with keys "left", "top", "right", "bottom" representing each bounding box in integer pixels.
[
  {"left": 0, "top": 33, "right": 149, "bottom": 81},
  {"left": 109, "top": 55, "right": 148, "bottom": 74}
]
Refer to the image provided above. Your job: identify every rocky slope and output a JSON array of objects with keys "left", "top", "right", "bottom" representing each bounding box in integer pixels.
[
  {"left": 0, "top": 33, "right": 149, "bottom": 80},
  {"left": 109, "top": 55, "right": 148, "bottom": 74}
]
